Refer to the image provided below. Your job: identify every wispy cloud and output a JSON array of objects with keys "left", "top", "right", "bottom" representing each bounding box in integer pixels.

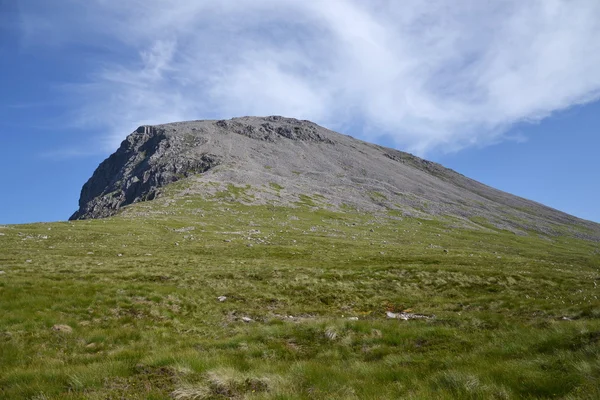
[{"left": 16, "top": 0, "right": 600, "bottom": 154}]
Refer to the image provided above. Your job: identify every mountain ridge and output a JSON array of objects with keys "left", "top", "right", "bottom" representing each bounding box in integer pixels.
[{"left": 70, "top": 116, "right": 600, "bottom": 241}]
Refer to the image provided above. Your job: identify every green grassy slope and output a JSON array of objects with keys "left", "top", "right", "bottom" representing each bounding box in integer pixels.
[{"left": 1, "top": 182, "right": 599, "bottom": 399}]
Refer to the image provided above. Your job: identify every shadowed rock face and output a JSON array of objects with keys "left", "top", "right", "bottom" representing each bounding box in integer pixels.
[
  {"left": 70, "top": 126, "right": 221, "bottom": 220},
  {"left": 70, "top": 116, "right": 600, "bottom": 241}
]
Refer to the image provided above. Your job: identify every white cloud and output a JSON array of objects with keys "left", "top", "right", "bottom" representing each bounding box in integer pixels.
[{"left": 17, "top": 0, "right": 600, "bottom": 154}]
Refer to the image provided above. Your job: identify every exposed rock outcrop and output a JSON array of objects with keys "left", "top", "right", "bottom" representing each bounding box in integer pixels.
[
  {"left": 69, "top": 116, "right": 600, "bottom": 241},
  {"left": 70, "top": 125, "right": 221, "bottom": 220}
]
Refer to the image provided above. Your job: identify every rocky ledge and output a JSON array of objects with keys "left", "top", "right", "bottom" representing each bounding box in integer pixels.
[{"left": 70, "top": 125, "right": 221, "bottom": 220}]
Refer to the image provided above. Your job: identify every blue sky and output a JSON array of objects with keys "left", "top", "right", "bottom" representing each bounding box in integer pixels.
[{"left": 1, "top": 0, "right": 599, "bottom": 224}]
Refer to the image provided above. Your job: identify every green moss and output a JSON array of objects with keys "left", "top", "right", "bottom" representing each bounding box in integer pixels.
[
  {"left": 470, "top": 216, "right": 500, "bottom": 231},
  {"left": 214, "top": 184, "right": 250, "bottom": 200},
  {"left": 269, "top": 182, "right": 284, "bottom": 191},
  {"left": 295, "top": 194, "right": 317, "bottom": 207},
  {"left": 369, "top": 191, "right": 388, "bottom": 201}
]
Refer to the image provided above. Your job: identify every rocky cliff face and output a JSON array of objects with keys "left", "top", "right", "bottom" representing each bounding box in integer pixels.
[
  {"left": 71, "top": 117, "right": 332, "bottom": 220},
  {"left": 70, "top": 125, "right": 221, "bottom": 220},
  {"left": 70, "top": 116, "right": 600, "bottom": 241}
]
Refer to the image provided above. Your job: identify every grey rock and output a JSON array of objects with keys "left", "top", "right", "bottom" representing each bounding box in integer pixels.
[
  {"left": 70, "top": 125, "right": 221, "bottom": 220},
  {"left": 69, "top": 116, "right": 600, "bottom": 241},
  {"left": 386, "top": 311, "right": 433, "bottom": 320},
  {"left": 52, "top": 324, "right": 73, "bottom": 333}
]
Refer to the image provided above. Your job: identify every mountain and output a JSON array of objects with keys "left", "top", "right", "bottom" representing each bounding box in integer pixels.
[
  {"left": 3, "top": 116, "right": 600, "bottom": 398},
  {"left": 71, "top": 116, "right": 600, "bottom": 241}
]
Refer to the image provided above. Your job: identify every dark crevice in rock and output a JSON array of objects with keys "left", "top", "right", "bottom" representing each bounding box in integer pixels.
[
  {"left": 215, "top": 118, "right": 334, "bottom": 144},
  {"left": 70, "top": 126, "right": 221, "bottom": 220}
]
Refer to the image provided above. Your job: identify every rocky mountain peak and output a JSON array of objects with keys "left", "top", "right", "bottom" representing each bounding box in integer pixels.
[
  {"left": 70, "top": 116, "right": 336, "bottom": 220},
  {"left": 69, "top": 116, "right": 600, "bottom": 242}
]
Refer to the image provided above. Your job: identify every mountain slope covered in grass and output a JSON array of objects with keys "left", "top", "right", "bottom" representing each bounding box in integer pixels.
[{"left": 1, "top": 117, "right": 599, "bottom": 399}]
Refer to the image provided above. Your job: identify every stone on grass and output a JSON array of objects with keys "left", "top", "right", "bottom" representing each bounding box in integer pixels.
[
  {"left": 52, "top": 324, "right": 73, "bottom": 333},
  {"left": 386, "top": 311, "right": 432, "bottom": 321}
]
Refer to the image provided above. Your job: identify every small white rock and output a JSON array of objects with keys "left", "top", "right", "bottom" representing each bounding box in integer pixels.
[
  {"left": 52, "top": 324, "right": 72, "bottom": 333},
  {"left": 217, "top": 296, "right": 227, "bottom": 302},
  {"left": 348, "top": 317, "right": 359, "bottom": 321},
  {"left": 241, "top": 317, "right": 253, "bottom": 323}
]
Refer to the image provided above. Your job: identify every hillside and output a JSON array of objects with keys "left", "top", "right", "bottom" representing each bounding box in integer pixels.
[
  {"left": 70, "top": 116, "right": 600, "bottom": 241},
  {"left": 1, "top": 117, "right": 599, "bottom": 399}
]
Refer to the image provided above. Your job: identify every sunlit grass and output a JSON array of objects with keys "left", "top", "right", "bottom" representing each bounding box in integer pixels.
[{"left": 0, "top": 183, "right": 599, "bottom": 398}]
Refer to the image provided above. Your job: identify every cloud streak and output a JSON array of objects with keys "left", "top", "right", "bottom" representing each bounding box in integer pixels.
[{"left": 17, "top": 0, "right": 600, "bottom": 154}]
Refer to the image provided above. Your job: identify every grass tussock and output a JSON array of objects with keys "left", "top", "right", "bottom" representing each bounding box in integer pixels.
[{"left": 1, "top": 182, "right": 599, "bottom": 398}]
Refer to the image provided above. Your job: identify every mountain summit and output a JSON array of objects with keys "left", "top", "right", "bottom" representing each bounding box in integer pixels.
[{"left": 71, "top": 116, "right": 599, "bottom": 240}]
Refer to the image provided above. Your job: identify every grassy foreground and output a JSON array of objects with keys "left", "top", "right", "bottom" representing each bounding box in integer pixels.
[{"left": 1, "top": 184, "right": 599, "bottom": 399}]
